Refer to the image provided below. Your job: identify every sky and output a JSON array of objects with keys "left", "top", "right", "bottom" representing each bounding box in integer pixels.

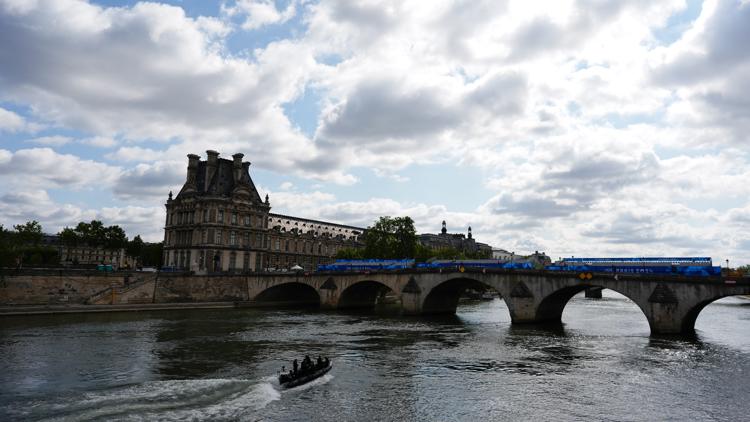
[{"left": 0, "top": 0, "right": 749, "bottom": 265}]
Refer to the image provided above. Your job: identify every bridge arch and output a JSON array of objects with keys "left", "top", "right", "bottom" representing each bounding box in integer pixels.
[
  {"left": 422, "top": 276, "right": 502, "bottom": 314},
  {"left": 254, "top": 282, "right": 320, "bottom": 307},
  {"left": 536, "top": 284, "right": 650, "bottom": 328},
  {"left": 682, "top": 293, "right": 748, "bottom": 335},
  {"left": 338, "top": 279, "right": 396, "bottom": 310}
]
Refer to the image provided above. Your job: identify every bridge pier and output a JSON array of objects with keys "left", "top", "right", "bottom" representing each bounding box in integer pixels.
[
  {"left": 504, "top": 297, "right": 540, "bottom": 324},
  {"left": 400, "top": 292, "right": 423, "bottom": 315},
  {"left": 585, "top": 287, "right": 603, "bottom": 299}
]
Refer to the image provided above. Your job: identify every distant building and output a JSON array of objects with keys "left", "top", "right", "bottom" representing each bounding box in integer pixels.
[
  {"left": 42, "top": 234, "right": 131, "bottom": 268},
  {"left": 491, "top": 248, "right": 514, "bottom": 261},
  {"left": 418, "top": 221, "right": 492, "bottom": 256},
  {"left": 163, "top": 150, "right": 364, "bottom": 273},
  {"left": 491, "top": 247, "right": 551, "bottom": 268}
]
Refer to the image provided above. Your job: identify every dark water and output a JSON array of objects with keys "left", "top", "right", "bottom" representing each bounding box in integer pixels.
[{"left": 1, "top": 291, "right": 750, "bottom": 421}]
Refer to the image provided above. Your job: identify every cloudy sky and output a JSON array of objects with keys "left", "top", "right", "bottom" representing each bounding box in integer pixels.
[{"left": 0, "top": 0, "right": 748, "bottom": 265}]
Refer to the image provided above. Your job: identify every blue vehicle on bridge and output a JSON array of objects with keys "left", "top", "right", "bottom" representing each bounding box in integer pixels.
[
  {"left": 317, "top": 259, "right": 534, "bottom": 272},
  {"left": 545, "top": 257, "right": 721, "bottom": 277},
  {"left": 317, "top": 259, "right": 416, "bottom": 272},
  {"left": 318, "top": 257, "right": 721, "bottom": 277}
]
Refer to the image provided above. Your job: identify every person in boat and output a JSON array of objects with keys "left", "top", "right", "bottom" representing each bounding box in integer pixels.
[
  {"left": 303, "top": 355, "right": 312, "bottom": 372},
  {"left": 293, "top": 359, "right": 299, "bottom": 375},
  {"left": 324, "top": 357, "right": 329, "bottom": 367},
  {"left": 316, "top": 356, "right": 323, "bottom": 368}
]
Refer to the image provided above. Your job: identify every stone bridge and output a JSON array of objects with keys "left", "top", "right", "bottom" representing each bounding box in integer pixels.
[{"left": 247, "top": 269, "right": 750, "bottom": 336}]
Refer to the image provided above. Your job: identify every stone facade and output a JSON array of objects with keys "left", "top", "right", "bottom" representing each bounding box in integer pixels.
[
  {"left": 418, "top": 221, "right": 492, "bottom": 256},
  {"left": 163, "top": 151, "right": 364, "bottom": 273},
  {"left": 39, "top": 234, "right": 131, "bottom": 268}
]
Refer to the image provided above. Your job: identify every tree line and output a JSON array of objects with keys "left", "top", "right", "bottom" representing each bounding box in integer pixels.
[
  {"left": 0, "top": 221, "right": 57, "bottom": 267},
  {"left": 0, "top": 220, "right": 162, "bottom": 268},
  {"left": 335, "top": 216, "right": 491, "bottom": 261}
]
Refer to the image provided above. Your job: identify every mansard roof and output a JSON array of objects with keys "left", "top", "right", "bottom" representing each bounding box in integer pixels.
[
  {"left": 268, "top": 213, "right": 365, "bottom": 231},
  {"left": 178, "top": 153, "right": 263, "bottom": 203},
  {"left": 268, "top": 212, "right": 365, "bottom": 239}
]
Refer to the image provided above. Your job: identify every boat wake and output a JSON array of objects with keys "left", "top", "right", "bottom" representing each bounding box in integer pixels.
[
  {"left": 281, "top": 373, "right": 334, "bottom": 392},
  {"left": 5, "top": 377, "right": 281, "bottom": 422}
]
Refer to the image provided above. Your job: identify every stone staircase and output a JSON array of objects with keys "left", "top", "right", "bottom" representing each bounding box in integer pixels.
[{"left": 87, "top": 273, "right": 158, "bottom": 305}]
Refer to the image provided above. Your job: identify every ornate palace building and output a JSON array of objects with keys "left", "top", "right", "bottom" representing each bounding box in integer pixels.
[
  {"left": 163, "top": 150, "right": 364, "bottom": 273},
  {"left": 418, "top": 221, "right": 493, "bottom": 257}
]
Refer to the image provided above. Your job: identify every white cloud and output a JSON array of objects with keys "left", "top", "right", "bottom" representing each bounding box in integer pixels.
[
  {"left": 225, "top": 0, "right": 297, "bottom": 30},
  {"left": 26, "top": 135, "right": 72, "bottom": 146},
  {"left": 0, "top": 147, "right": 120, "bottom": 189},
  {"left": 80, "top": 136, "right": 117, "bottom": 148},
  {"left": 0, "top": 0, "right": 349, "bottom": 181},
  {"left": 0, "top": 106, "right": 25, "bottom": 132},
  {"left": 106, "top": 146, "right": 165, "bottom": 162},
  {"left": 653, "top": 0, "right": 750, "bottom": 144},
  {"left": 113, "top": 160, "right": 184, "bottom": 201}
]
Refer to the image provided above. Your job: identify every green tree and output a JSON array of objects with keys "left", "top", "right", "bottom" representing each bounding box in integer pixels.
[
  {"left": 140, "top": 242, "right": 163, "bottom": 267},
  {"left": 84, "top": 220, "right": 106, "bottom": 247},
  {"left": 0, "top": 224, "right": 16, "bottom": 267},
  {"left": 126, "top": 235, "right": 145, "bottom": 258},
  {"left": 14, "top": 220, "right": 43, "bottom": 246},
  {"left": 335, "top": 247, "right": 364, "bottom": 260},
  {"left": 58, "top": 226, "right": 81, "bottom": 247},
  {"left": 103, "top": 225, "right": 127, "bottom": 250},
  {"left": 61, "top": 220, "right": 128, "bottom": 250},
  {"left": 0, "top": 222, "right": 59, "bottom": 267},
  {"left": 362, "top": 216, "right": 418, "bottom": 259}
]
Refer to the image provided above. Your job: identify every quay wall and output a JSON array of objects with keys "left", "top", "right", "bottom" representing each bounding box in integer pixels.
[
  {"left": 0, "top": 270, "right": 124, "bottom": 305},
  {"left": 0, "top": 270, "right": 249, "bottom": 305},
  {"left": 154, "top": 275, "right": 248, "bottom": 302}
]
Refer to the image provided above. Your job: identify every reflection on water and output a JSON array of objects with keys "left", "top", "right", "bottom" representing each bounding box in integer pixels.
[{"left": 1, "top": 291, "right": 749, "bottom": 421}]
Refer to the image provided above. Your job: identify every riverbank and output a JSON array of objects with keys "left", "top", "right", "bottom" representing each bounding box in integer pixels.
[{"left": 0, "top": 302, "right": 238, "bottom": 316}]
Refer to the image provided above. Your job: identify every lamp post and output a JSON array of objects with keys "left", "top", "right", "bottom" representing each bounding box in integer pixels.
[{"left": 726, "top": 259, "right": 729, "bottom": 269}]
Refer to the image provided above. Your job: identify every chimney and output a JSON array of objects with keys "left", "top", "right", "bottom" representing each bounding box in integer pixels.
[
  {"left": 232, "top": 153, "right": 244, "bottom": 182},
  {"left": 242, "top": 162, "right": 251, "bottom": 183},
  {"left": 205, "top": 150, "right": 219, "bottom": 191},
  {"left": 186, "top": 154, "right": 199, "bottom": 187}
]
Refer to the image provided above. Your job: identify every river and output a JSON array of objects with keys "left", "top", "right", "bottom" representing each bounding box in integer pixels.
[{"left": 1, "top": 291, "right": 749, "bottom": 421}]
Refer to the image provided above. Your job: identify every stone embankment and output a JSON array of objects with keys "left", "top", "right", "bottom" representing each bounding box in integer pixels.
[{"left": 0, "top": 269, "right": 257, "bottom": 315}]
